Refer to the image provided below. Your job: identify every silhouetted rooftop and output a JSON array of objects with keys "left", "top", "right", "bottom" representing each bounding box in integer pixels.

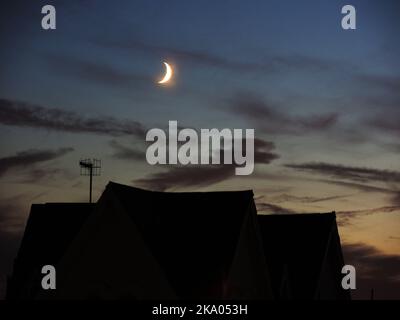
[
  {"left": 8, "top": 203, "right": 95, "bottom": 298},
  {"left": 258, "top": 212, "right": 344, "bottom": 299},
  {"left": 8, "top": 183, "right": 348, "bottom": 300},
  {"left": 104, "top": 182, "right": 256, "bottom": 298}
]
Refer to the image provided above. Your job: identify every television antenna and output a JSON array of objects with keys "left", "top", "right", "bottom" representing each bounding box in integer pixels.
[{"left": 79, "top": 158, "right": 101, "bottom": 203}]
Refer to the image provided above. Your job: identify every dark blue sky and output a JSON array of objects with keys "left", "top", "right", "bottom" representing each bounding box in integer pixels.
[
  {"left": 1, "top": 0, "right": 399, "bottom": 120},
  {"left": 0, "top": 0, "right": 399, "bottom": 298}
]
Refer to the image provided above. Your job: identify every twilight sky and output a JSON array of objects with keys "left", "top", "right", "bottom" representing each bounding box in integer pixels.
[{"left": 0, "top": 0, "right": 399, "bottom": 299}]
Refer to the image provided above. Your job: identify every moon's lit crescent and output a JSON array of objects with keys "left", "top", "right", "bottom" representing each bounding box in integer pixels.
[{"left": 158, "top": 62, "right": 173, "bottom": 84}]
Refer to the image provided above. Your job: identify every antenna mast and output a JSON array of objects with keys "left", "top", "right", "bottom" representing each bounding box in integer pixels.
[{"left": 79, "top": 158, "right": 101, "bottom": 203}]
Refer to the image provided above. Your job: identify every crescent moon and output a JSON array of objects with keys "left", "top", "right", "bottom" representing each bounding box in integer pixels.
[{"left": 158, "top": 62, "right": 173, "bottom": 84}]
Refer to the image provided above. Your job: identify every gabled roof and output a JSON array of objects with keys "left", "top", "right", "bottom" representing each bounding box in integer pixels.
[
  {"left": 102, "top": 182, "right": 257, "bottom": 298},
  {"left": 8, "top": 203, "right": 94, "bottom": 298},
  {"left": 257, "top": 212, "right": 341, "bottom": 299},
  {"left": 9, "top": 182, "right": 260, "bottom": 299},
  {"left": 8, "top": 182, "right": 348, "bottom": 300},
  {"left": 16, "top": 203, "right": 94, "bottom": 266}
]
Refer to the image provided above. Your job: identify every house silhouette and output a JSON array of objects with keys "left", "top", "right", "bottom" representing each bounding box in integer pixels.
[
  {"left": 7, "top": 182, "right": 350, "bottom": 300},
  {"left": 258, "top": 213, "right": 350, "bottom": 299}
]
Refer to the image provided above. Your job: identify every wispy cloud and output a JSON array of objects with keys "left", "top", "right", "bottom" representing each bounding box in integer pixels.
[
  {"left": 271, "top": 193, "right": 350, "bottom": 204},
  {"left": 255, "top": 195, "right": 295, "bottom": 214},
  {"left": 109, "top": 139, "right": 144, "bottom": 161},
  {"left": 285, "top": 162, "right": 400, "bottom": 220},
  {"left": 391, "top": 192, "right": 400, "bottom": 206},
  {"left": 134, "top": 137, "right": 278, "bottom": 190},
  {"left": 135, "top": 165, "right": 236, "bottom": 191},
  {"left": 368, "top": 116, "right": 400, "bottom": 137},
  {"left": 0, "top": 147, "right": 73, "bottom": 178},
  {"left": 285, "top": 162, "right": 400, "bottom": 184},
  {"left": 0, "top": 98, "right": 146, "bottom": 137},
  {"left": 95, "top": 38, "right": 337, "bottom": 74},
  {"left": 317, "top": 179, "right": 396, "bottom": 194},
  {"left": 227, "top": 93, "right": 339, "bottom": 135},
  {"left": 19, "top": 167, "right": 70, "bottom": 184},
  {"left": 342, "top": 242, "right": 400, "bottom": 299},
  {"left": 253, "top": 138, "right": 280, "bottom": 164},
  {"left": 337, "top": 206, "right": 400, "bottom": 227}
]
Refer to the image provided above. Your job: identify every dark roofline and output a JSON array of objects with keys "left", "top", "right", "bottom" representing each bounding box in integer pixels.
[
  {"left": 258, "top": 211, "right": 336, "bottom": 218},
  {"left": 106, "top": 181, "right": 254, "bottom": 196},
  {"left": 31, "top": 203, "right": 94, "bottom": 206}
]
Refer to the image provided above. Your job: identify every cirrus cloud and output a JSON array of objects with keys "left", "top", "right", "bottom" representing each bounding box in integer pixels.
[{"left": 0, "top": 98, "right": 146, "bottom": 137}]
